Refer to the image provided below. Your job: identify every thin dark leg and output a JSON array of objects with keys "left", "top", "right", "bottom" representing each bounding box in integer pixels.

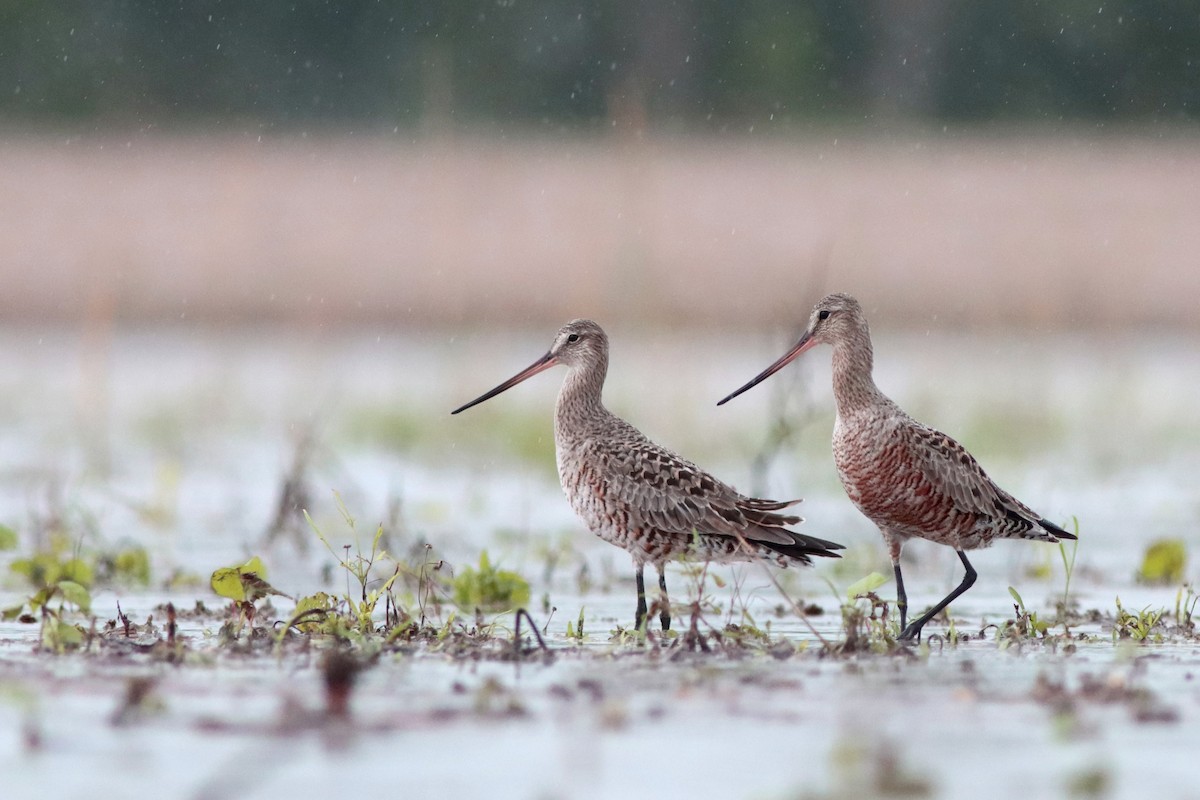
[
  {"left": 899, "top": 550, "right": 977, "bottom": 642},
  {"left": 657, "top": 566, "right": 671, "bottom": 631},
  {"left": 893, "top": 561, "right": 908, "bottom": 632},
  {"left": 635, "top": 565, "right": 647, "bottom": 630}
]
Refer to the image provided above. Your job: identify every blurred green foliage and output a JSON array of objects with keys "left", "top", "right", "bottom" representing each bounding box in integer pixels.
[
  {"left": 1138, "top": 538, "right": 1187, "bottom": 585},
  {"left": 1, "top": 1, "right": 1196, "bottom": 127},
  {"left": 453, "top": 550, "right": 531, "bottom": 613}
]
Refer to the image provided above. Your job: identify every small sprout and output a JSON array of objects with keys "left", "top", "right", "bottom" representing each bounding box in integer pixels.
[
  {"left": 1003, "top": 585, "right": 1050, "bottom": 642},
  {"left": 1138, "top": 539, "right": 1187, "bottom": 585},
  {"left": 1175, "top": 585, "right": 1198, "bottom": 633},
  {"left": 1057, "top": 521, "right": 1082, "bottom": 633},
  {"left": 453, "top": 550, "right": 531, "bottom": 613},
  {"left": 1113, "top": 597, "right": 1165, "bottom": 643},
  {"left": 0, "top": 524, "right": 17, "bottom": 550},
  {"left": 565, "top": 607, "right": 586, "bottom": 642}
]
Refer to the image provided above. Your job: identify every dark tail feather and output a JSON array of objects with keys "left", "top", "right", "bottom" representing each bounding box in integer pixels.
[
  {"left": 742, "top": 497, "right": 802, "bottom": 512},
  {"left": 742, "top": 507, "right": 802, "bottom": 527},
  {"left": 760, "top": 530, "right": 845, "bottom": 562},
  {"left": 1040, "top": 518, "right": 1077, "bottom": 540}
]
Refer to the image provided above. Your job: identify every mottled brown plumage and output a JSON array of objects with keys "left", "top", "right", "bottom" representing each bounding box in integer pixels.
[
  {"left": 720, "top": 293, "right": 1074, "bottom": 641},
  {"left": 453, "top": 319, "right": 844, "bottom": 630}
]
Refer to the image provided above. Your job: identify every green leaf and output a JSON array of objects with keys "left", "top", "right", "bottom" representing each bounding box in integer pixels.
[
  {"left": 9, "top": 558, "right": 37, "bottom": 581},
  {"left": 294, "top": 591, "right": 335, "bottom": 616},
  {"left": 210, "top": 567, "right": 246, "bottom": 601},
  {"left": 61, "top": 558, "right": 94, "bottom": 588},
  {"left": 845, "top": 572, "right": 888, "bottom": 600},
  {"left": 29, "top": 586, "right": 54, "bottom": 611},
  {"left": 57, "top": 580, "right": 91, "bottom": 613},
  {"left": 1008, "top": 586, "right": 1025, "bottom": 609},
  {"left": 211, "top": 556, "right": 280, "bottom": 603},
  {"left": 0, "top": 524, "right": 17, "bottom": 550},
  {"left": 283, "top": 592, "right": 338, "bottom": 635},
  {"left": 1138, "top": 539, "right": 1187, "bottom": 585},
  {"left": 239, "top": 556, "right": 268, "bottom": 580}
]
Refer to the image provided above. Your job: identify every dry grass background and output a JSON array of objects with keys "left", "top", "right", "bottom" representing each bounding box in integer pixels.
[{"left": 1, "top": 132, "right": 1197, "bottom": 330}]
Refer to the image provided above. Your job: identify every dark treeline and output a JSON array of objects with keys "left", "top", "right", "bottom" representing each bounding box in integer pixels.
[{"left": 2, "top": 0, "right": 1197, "bottom": 130}]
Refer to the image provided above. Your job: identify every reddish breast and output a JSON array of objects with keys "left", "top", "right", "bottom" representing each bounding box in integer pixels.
[{"left": 837, "top": 435, "right": 965, "bottom": 537}]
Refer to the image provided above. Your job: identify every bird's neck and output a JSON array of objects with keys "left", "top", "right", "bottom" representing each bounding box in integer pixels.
[
  {"left": 555, "top": 359, "right": 608, "bottom": 436},
  {"left": 830, "top": 329, "right": 884, "bottom": 416}
]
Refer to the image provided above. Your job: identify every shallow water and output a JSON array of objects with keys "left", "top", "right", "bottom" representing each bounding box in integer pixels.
[{"left": 1, "top": 325, "right": 1198, "bottom": 799}]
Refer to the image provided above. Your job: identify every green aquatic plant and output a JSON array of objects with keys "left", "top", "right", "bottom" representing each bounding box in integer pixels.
[
  {"left": 1137, "top": 539, "right": 1187, "bottom": 585},
  {"left": 1056, "top": 518, "right": 1081, "bottom": 630},
  {"left": 1113, "top": 597, "right": 1165, "bottom": 643},
  {"left": 1002, "top": 521, "right": 1083, "bottom": 644},
  {"left": 1174, "top": 585, "right": 1198, "bottom": 635},
  {"left": 834, "top": 572, "right": 901, "bottom": 654},
  {"left": 305, "top": 495, "right": 405, "bottom": 636},
  {"left": 453, "top": 550, "right": 531, "bottom": 613},
  {"left": 279, "top": 591, "right": 343, "bottom": 637},
  {"left": 4, "top": 542, "right": 94, "bottom": 652},
  {"left": 210, "top": 555, "right": 287, "bottom": 630},
  {"left": 97, "top": 545, "right": 153, "bottom": 587},
  {"left": 307, "top": 493, "right": 389, "bottom": 602},
  {"left": 8, "top": 551, "right": 93, "bottom": 598},
  {"left": 564, "top": 607, "right": 587, "bottom": 643},
  {"left": 1002, "top": 586, "right": 1052, "bottom": 643}
]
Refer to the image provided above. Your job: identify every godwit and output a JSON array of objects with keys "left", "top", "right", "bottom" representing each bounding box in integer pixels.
[
  {"left": 452, "top": 319, "right": 844, "bottom": 631},
  {"left": 718, "top": 293, "right": 1074, "bottom": 641}
]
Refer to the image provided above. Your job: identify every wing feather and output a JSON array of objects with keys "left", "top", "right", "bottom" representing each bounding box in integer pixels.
[
  {"left": 575, "top": 417, "right": 841, "bottom": 556},
  {"left": 904, "top": 422, "right": 1061, "bottom": 540}
]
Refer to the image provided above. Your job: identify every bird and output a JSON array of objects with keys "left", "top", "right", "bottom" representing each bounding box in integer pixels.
[
  {"left": 452, "top": 319, "right": 845, "bottom": 631},
  {"left": 718, "top": 293, "right": 1074, "bottom": 641}
]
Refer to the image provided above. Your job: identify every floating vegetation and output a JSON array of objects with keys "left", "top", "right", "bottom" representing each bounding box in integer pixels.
[
  {"left": 1137, "top": 538, "right": 1187, "bottom": 585},
  {"left": 0, "top": 523, "right": 17, "bottom": 551},
  {"left": 210, "top": 555, "right": 289, "bottom": 633},
  {"left": 452, "top": 550, "right": 531, "bottom": 614}
]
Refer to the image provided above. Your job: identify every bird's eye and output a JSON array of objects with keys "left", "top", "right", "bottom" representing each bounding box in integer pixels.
[
  {"left": 818, "top": 309, "right": 831, "bottom": 321},
  {"left": 567, "top": 333, "right": 580, "bottom": 343}
]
